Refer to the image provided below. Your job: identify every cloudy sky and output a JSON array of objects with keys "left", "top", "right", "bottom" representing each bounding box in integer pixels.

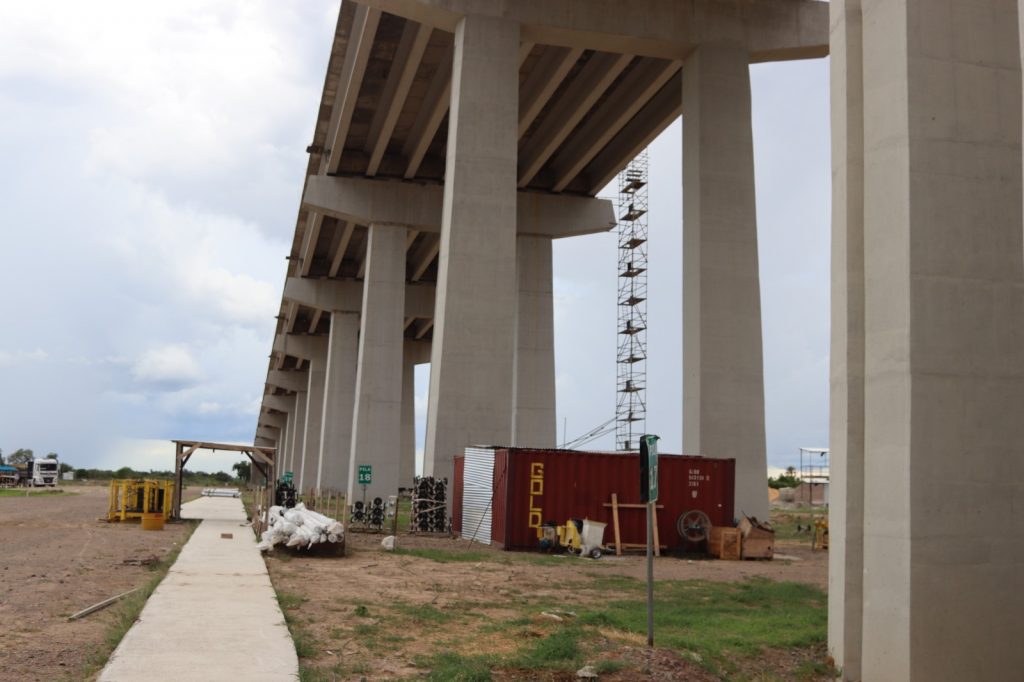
[{"left": 0, "top": 1, "right": 829, "bottom": 476}]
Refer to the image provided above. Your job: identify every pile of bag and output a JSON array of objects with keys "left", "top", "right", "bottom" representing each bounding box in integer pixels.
[{"left": 256, "top": 502, "right": 344, "bottom": 552}]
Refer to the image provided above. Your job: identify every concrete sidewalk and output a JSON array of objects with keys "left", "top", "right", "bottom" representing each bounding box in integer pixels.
[{"left": 100, "top": 496, "right": 298, "bottom": 681}]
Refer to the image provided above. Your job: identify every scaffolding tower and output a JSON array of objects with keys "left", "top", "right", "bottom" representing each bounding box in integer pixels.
[{"left": 615, "top": 150, "right": 649, "bottom": 452}]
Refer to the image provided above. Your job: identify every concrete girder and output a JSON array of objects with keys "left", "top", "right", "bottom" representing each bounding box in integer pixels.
[
  {"left": 414, "top": 318, "right": 433, "bottom": 340},
  {"left": 409, "top": 235, "right": 440, "bottom": 281},
  {"left": 259, "top": 412, "right": 287, "bottom": 429},
  {"left": 366, "top": 20, "right": 433, "bottom": 176},
  {"left": 355, "top": 0, "right": 829, "bottom": 63},
  {"left": 518, "top": 46, "right": 583, "bottom": 138},
  {"left": 550, "top": 57, "right": 681, "bottom": 192},
  {"left": 584, "top": 77, "right": 682, "bottom": 194},
  {"left": 405, "top": 338, "right": 431, "bottom": 364},
  {"left": 272, "top": 333, "right": 328, "bottom": 362},
  {"left": 299, "top": 213, "right": 324, "bottom": 277},
  {"left": 266, "top": 368, "right": 310, "bottom": 393},
  {"left": 282, "top": 277, "right": 436, "bottom": 318},
  {"left": 517, "top": 51, "right": 633, "bottom": 188},
  {"left": 254, "top": 436, "right": 276, "bottom": 448},
  {"left": 256, "top": 426, "right": 280, "bottom": 441},
  {"left": 402, "top": 49, "right": 452, "bottom": 179},
  {"left": 303, "top": 175, "right": 616, "bottom": 238},
  {"left": 308, "top": 309, "right": 323, "bottom": 334},
  {"left": 325, "top": 5, "right": 381, "bottom": 174},
  {"left": 262, "top": 394, "right": 296, "bottom": 413},
  {"left": 328, "top": 221, "right": 356, "bottom": 278}
]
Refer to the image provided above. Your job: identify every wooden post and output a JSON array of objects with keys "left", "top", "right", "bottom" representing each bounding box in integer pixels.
[{"left": 611, "top": 493, "right": 623, "bottom": 557}]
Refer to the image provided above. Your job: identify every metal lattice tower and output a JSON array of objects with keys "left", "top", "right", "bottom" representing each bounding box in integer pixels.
[{"left": 615, "top": 150, "right": 649, "bottom": 452}]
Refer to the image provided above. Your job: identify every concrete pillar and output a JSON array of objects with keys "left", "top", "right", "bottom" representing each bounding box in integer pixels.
[
  {"left": 278, "top": 417, "right": 289, "bottom": 479},
  {"left": 857, "top": 1, "right": 1024, "bottom": 678},
  {"left": 400, "top": 343, "right": 416, "bottom": 488},
  {"left": 289, "top": 391, "right": 307, "bottom": 479},
  {"left": 347, "top": 223, "right": 407, "bottom": 502},
  {"left": 317, "top": 311, "right": 359, "bottom": 492},
  {"left": 827, "top": 1, "right": 865, "bottom": 679},
  {"left": 424, "top": 14, "right": 519, "bottom": 486},
  {"left": 681, "top": 43, "right": 769, "bottom": 522},
  {"left": 512, "top": 234, "right": 556, "bottom": 447},
  {"left": 299, "top": 357, "right": 326, "bottom": 492}
]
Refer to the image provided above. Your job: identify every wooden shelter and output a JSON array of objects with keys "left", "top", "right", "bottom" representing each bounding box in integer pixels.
[{"left": 171, "top": 440, "right": 276, "bottom": 522}]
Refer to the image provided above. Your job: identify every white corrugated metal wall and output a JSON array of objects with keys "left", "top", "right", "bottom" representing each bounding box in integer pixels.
[{"left": 461, "top": 447, "right": 495, "bottom": 545}]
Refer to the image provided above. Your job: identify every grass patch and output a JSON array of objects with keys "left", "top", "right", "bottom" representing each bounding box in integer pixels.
[
  {"left": 509, "top": 625, "right": 584, "bottom": 671},
  {"left": 392, "top": 547, "right": 494, "bottom": 563},
  {"left": 80, "top": 520, "right": 199, "bottom": 678},
  {"left": 0, "top": 488, "right": 72, "bottom": 497},
  {"left": 276, "top": 591, "right": 308, "bottom": 612},
  {"left": 577, "top": 576, "right": 827, "bottom": 675},
  {"left": 771, "top": 507, "right": 827, "bottom": 541},
  {"left": 391, "top": 601, "right": 454, "bottom": 624},
  {"left": 415, "top": 651, "right": 498, "bottom": 682}
]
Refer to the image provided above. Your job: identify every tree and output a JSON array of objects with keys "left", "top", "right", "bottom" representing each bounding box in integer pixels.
[
  {"left": 232, "top": 460, "right": 251, "bottom": 482},
  {"left": 7, "top": 449, "right": 34, "bottom": 464},
  {"left": 0, "top": 448, "right": 4, "bottom": 464},
  {"left": 59, "top": 462, "right": 74, "bottom": 474},
  {"left": 45, "top": 452, "right": 58, "bottom": 460},
  {"left": 785, "top": 466, "right": 797, "bottom": 478}
]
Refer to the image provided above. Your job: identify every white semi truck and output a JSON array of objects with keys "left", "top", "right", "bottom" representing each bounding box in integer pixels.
[{"left": 16, "top": 458, "right": 60, "bottom": 487}]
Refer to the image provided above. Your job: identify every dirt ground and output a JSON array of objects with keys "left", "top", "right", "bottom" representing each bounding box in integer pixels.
[
  {"left": 0, "top": 485, "right": 194, "bottom": 681},
  {"left": 267, "top": 528, "right": 828, "bottom": 681}
]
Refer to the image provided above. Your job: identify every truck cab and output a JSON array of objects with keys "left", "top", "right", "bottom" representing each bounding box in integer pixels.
[{"left": 23, "top": 459, "right": 59, "bottom": 487}]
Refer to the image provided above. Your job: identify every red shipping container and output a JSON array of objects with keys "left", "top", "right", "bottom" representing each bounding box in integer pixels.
[{"left": 456, "top": 447, "right": 735, "bottom": 551}]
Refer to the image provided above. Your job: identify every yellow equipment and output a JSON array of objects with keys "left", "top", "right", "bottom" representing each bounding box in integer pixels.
[
  {"left": 812, "top": 517, "right": 829, "bottom": 551},
  {"left": 538, "top": 519, "right": 606, "bottom": 559},
  {"left": 107, "top": 479, "right": 175, "bottom": 522}
]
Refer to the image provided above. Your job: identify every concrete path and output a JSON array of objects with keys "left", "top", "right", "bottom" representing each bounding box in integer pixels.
[{"left": 100, "top": 496, "right": 298, "bottom": 681}]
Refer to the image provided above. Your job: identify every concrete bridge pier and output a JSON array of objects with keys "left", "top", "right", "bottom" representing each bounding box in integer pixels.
[
  {"left": 317, "top": 310, "right": 359, "bottom": 491},
  {"left": 681, "top": 42, "right": 769, "bottom": 523},
  {"left": 347, "top": 223, "right": 408, "bottom": 502},
  {"left": 513, "top": 234, "right": 557, "bottom": 448},
  {"left": 424, "top": 14, "right": 520, "bottom": 486}
]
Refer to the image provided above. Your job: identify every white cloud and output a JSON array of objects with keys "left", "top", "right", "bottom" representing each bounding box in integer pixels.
[
  {"left": 0, "top": 348, "right": 48, "bottom": 366},
  {"left": 132, "top": 344, "right": 203, "bottom": 389}
]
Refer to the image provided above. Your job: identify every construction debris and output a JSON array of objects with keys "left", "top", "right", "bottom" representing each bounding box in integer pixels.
[
  {"left": 68, "top": 588, "right": 140, "bottom": 621},
  {"left": 201, "top": 488, "right": 240, "bottom": 498},
  {"left": 411, "top": 476, "right": 448, "bottom": 533},
  {"left": 257, "top": 503, "right": 345, "bottom": 552}
]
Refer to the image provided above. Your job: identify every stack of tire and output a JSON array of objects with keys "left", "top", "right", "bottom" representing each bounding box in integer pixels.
[{"left": 411, "top": 476, "right": 448, "bottom": 533}]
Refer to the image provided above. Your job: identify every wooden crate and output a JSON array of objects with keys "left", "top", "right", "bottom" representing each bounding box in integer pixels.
[
  {"left": 738, "top": 516, "right": 775, "bottom": 560},
  {"left": 741, "top": 533, "right": 774, "bottom": 560},
  {"left": 708, "top": 526, "right": 742, "bottom": 560}
]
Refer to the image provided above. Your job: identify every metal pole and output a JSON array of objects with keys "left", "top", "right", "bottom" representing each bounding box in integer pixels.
[{"left": 646, "top": 500, "right": 654, "bottom": 647}]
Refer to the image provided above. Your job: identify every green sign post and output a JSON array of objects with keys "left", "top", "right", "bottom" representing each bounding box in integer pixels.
[
  {"left": 640, "top": 435, "right": 659, "bottom": 503},
  {"left": 358, "top": 465, "right": 372, "bottom": 485},
  {"left": 640, "top": 434, "right": 660, "bottom": 647}
]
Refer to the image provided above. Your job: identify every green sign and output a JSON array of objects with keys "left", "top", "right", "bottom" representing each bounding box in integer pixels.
[
  {"left": 640, "top": 434, "right": 660, "bottom": 503},
  {"left": 358, "top": 464, "right": 372, "bottom": 485}
]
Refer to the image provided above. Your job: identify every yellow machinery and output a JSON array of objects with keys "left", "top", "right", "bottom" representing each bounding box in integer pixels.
[
  {"left": 538, "top": 519, "right": 607, "bottom": 559},
  {"left": 107, "top": 479, "right": 175, "bottom": 522},
  {"left": 812, "top": 517, "right": 829, "bottom": 551}
]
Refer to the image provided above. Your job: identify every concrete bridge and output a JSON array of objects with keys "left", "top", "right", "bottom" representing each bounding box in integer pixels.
[{"left": 252, "top": 1, "right": 1024, "bottom": 679}]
